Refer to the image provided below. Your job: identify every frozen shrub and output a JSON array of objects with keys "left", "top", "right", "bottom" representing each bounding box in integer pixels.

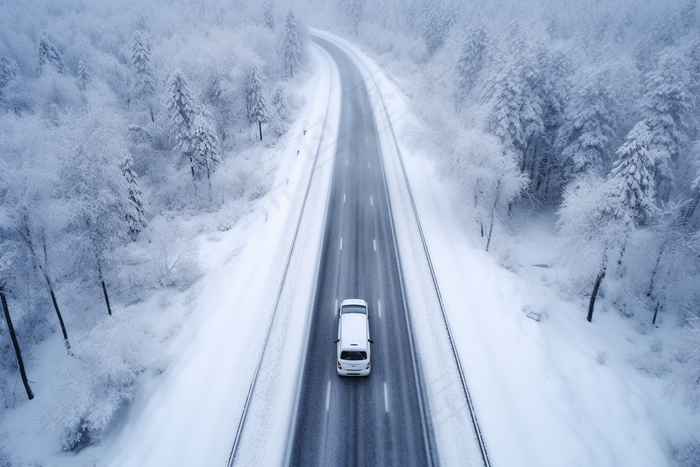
[{"left": 45, "top": 311, "right": 158, "bottom": 450}]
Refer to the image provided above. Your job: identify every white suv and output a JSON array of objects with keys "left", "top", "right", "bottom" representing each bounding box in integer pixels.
[{"left": 335, "top": 299, "right": 372, "bottom": 376}]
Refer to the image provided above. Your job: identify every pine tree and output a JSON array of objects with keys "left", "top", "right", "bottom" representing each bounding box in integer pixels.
[
  {"left": 246, "top": 66, "right": 270, "bottom": 141},
  {"left": 167, "top": 70, "right": 198, "bottom": 176},
  {"left": 556, "top": 79, "right": 617, "bottom": 182},
  {"left": 283, "top": 9, "right": 301, "bottom": 78},
  {"left": 487, "top": 57, "right": 545, "bottom": 173},
  {"left": 454, "top": 25, "right": 487, "bottom": 111},
  {"left": 77, "top": 60, "right": 90, "bottom": 91},
  {"left": 120, "top": 155, "right": 146, "bottom": 241},
  {"left": 272, "top": 85, "right": 289, "bottom": 122},
  {"left": 189, "top": 114, "right": 221, "bottom": 196},
  {"left": 263, "top": 0, "right": 275, "bottom": 30},
  {"left": 641, "top": 48, "right": 693, "bottom": 202},
  {"left": 0, "top": 56, "right": 20, "bottom": 88},
  {"left": 131, "top": 31, "right": 155, "bottom": 97},
  {"left": 347, "top": 0, "right": 366, "bottom": 36},
  {"left": 422, "top": 1, "right": 451, "bottom": 57},
  {"left": 610, "top": 121, "right": 657, "bottom": 226},
  {"left": 37, "top": 35, "right": 65, "bottom": 75}
]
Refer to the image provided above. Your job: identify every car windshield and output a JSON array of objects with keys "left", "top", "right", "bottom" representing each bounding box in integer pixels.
[
  {"left": 341, "top": 305, "right": 366, "bottom": 314},
  {"left": 340, "top": 351, "right": 367, "bottom": 360}
]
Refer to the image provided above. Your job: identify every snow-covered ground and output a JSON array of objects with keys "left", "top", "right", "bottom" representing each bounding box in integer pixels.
[
  {"left": 315, "top": 30, "right": 700, "bottom": 467},
  {"left": 4, "top": 24, "right": 698, "bottom": 467},
  {"left": 0, "top": 44, "right": 335, "bottom": 467}
]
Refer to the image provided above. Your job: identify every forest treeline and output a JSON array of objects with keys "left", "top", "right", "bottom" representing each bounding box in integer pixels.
[
  {"left": 0, "top": 0, "right": 306, "bottom": 452},
  {"left": 307, "top": 0, "right": 700, "bottom": 413}
]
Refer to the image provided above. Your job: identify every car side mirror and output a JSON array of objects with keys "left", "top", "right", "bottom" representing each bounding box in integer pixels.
[
  {"left": 334, "top": 338, "right": 340, "bottom": 343},
  {"left": 368, "top": 339, "right": 374, "bottom": 344}
]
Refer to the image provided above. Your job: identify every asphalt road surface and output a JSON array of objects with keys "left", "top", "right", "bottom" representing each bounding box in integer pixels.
[{"left": 288, "top": 35, "right": 436, "bottom": 467}]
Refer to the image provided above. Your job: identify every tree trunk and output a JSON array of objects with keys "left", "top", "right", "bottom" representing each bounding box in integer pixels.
[
  {"left": 0, "top": 290, "right": 34, "bottom": 400},
  {"left": 684, "top": 192, "right": 700, "bottom": 225},
  {"left": 485, "top": 179, "right": 503, "bottom": 252},
  {"left": 101, "top": 280, "right": 112, "bottom": 316},
  {"left": 15, "top": 224, "right": 70, "bottom": 352},
  {"left": 49, "top": 286, "right": 71, "bottom": 351},
  {"left": 646, "top": 245, "right": 665, "bottom": 298},
  {"left": 651, "top": 300, "right": 661, "bottom": 325},
  {"left": 587, "top": 264, "right": 607, "bottom": 322},
  {"left": 258, "top": 121, "right": 263, "bottom": 141}
]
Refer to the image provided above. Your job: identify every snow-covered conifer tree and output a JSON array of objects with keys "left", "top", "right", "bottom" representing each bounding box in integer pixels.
[
  {"left": 131, "top": 31, "right": 155, "bottom": 97},
  {"left": 167, "top": 70, "right": 198, "bottom": 177},
  {"left": 38, "top": 35, "right": 65, "bottom": 75},
  {"left": 77, "top": 60, "right": 90, "bottom": 91},
  {"left": 283, "top": 9, "right": 301, "bottom": 78},
  {"left": 345, "top": 0, "right": 366, "bottom": 36},
  {"left": 120, "top": 155, "right": 146, "bottom": 241},
  {"left": 0, "top": 56, "right": 20, "bottom": 88},
  {"left": 422, "top": 1, "right": 451, "bottom": 57},
  {"left": 263, "top": 0, "right": 275, "bottom": 30},
  {"left": 641, "top": 48, "right": 692, "bottom": 202},
  {"left": 246, "top": 66, "right": 270, "bottom": 141},
  {"left": 189, "top": 113, "right": 221, "bottom": 195},
  {"left": 454, "top": 25, "right": 487, "bottom": 111},
  {"left": 272, "top": 85, "right": 289, "bottom": 122},
  {"left": 556, "top": 78, "right": 617, "bottom": 182},
  {"left": 610, "top": 121, "right": 657, "bottom": 226},
  {"left": 487, "top": 57, "right": 544, "bottom": 173}
]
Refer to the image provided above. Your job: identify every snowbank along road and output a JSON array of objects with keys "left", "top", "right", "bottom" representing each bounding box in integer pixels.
[{"left": 286, "top": 35, "right": 437, "bottom": 466}]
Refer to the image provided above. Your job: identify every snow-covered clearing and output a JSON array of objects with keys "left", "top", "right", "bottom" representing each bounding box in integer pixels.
[{"left": 315, "top": 30, "right": 700, "bottom": 467}]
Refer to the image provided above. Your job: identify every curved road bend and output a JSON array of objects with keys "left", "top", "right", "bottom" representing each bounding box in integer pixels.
[{"left": 288, "top": 36, "right": 436, "bottom": 467}]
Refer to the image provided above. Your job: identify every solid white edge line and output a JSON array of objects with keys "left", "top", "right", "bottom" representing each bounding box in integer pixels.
[
  {"left": 326, "top": 380, "right": 332, "bottom": 412},
  {"left": 384, "top": 382, "right": 389, "bottom": 412}
]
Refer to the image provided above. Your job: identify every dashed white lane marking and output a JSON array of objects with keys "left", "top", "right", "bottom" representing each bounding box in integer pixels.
[
  {"left": 373, "top": 239, "right": 377, "bottom": 251},
  {"left": 384, "top": 382, "right": 389, "bottom": 412},
  {"left": 346, "top": 159, "right": 348, "bottom": 167},
  {"left": 378, "top": 299, "right": 382, "bottom": 319},
  {"left": 370, "top": 196, "right": 373, "bottom": 205},
  {"left": 326, "top": 380, "right": 332, "bottom": 412},
  {"left": 340, "top": 237, "right": 343, "bottom": 250},
  {"left": 335, "top": 299, "right": 338, "bottom": 316},
  {"left": 368, "top": 162, "right": 371, "bottom": 169},
  {"left": 343, "top": 193, "right": 346, "bottom": 203}
]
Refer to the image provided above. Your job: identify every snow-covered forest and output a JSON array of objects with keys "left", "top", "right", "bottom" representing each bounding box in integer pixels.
[
  {"left": 306, "top": 0, "right": 700, "bottom": 441},
  {"left": 2, "top": 0, "right": 700, "bottom": 464},
  {"left": 0, "top": 0, "right": 308, "bottom": 458}
]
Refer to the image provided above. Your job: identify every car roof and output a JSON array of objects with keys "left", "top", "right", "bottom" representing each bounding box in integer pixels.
[
  {"left": 340, "top": 314, "right": 368, "bottom": 351},
  {"left": 341, "top": 298, "right": 367, "bottom": 307}
]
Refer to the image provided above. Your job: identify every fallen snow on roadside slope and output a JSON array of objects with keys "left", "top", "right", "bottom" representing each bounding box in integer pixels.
[
  {"left": 97, "top": 46, "right": 336, "bottom": 467},
  {"left": 0, "top": 45, "right": 332, "bottom": 467},
  {"left": 314, "top": 30, "right": 700, "bottom": 467}
]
